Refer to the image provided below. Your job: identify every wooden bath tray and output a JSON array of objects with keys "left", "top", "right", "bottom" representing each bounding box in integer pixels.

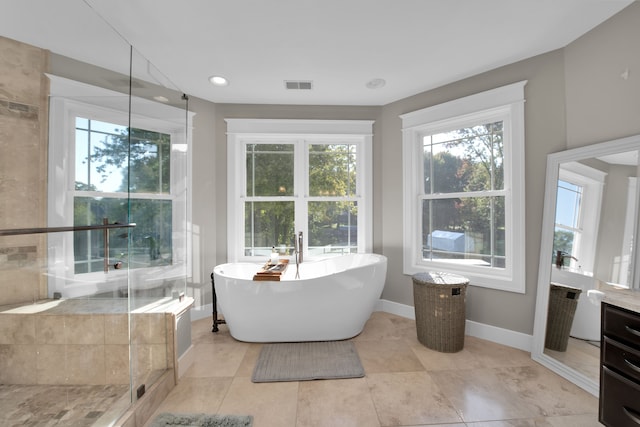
[{"left": 253, "top": 259, "right": 289, "bottom": 281}]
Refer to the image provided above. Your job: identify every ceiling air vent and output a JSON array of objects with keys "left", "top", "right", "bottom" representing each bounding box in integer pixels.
[{"left": 285, "top": 80, "right": 313, "bottom": 90}]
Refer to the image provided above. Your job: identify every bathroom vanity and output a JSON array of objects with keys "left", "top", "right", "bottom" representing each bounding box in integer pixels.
[{"left": 599, "top": 287, "right": 640, "bottom": 426}]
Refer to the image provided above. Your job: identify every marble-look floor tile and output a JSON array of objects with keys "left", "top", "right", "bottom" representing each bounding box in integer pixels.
[
  {"left": 495, "top": 365, "right": 598, "bottom": 417},
  {"left": 408, "top": 336, "right": 484, "bottom": 371},
  {"left": 544, "top": 413, "right": 602, "bottom": 426},
  {"left": 465, "top": 414, "right": 601, "bottom": 427},
  {"left": 297, "top": 377, "right": 380, "bottom": 427},
  {"left": 408, "top": 334, "right": 536, "bottom": 373},
  {"left": 366, "top": 371, "right": 463, "bottom": 426},
  {"left": 462, "top": 336, "right": 537, "bottom": 368},
  {"left": 235, "top": 343, "right": 263, "bottom": 377},
  {"left": 387, "top": 313, "right": 421, "bottom": 339},
  {"left": 466, "top": 420, "right": 553, "bottom": 426},
  {"left": 429, "top": 367, "right": 542, "bottom": 422},
  {"left": 353, "top": 311, "right": 409, "bottom": 342},
  {"left": 191, "top": 318, "right": 238, "bottom": 346},
  {"left": 183, "top": 341, "right": 249, "bottom": 378},
  {"left": 146, "top": 377, "right": 233, "bottom": 417},
  {"left": 190, "top": 317, "right": 217, "bottom": 344},
  {"left": 355, "top": 339, "right": 425, "bottom": 373},
  {"left": 217, "top": 376, "right": 298, "bottom": 427},
  {"left": 0, "top": 384, "right": 128, "bottom": 426}
]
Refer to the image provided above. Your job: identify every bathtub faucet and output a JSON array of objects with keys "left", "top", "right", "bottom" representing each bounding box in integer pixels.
[
  {"left": 293, "top": 231, "right": 303, "bottom": 278},
  {"left": 555, "top": 250, "right": 578, "bottom": 268},
  {"left": 296, "top": 231, "right": 303, "bottom": 264}
]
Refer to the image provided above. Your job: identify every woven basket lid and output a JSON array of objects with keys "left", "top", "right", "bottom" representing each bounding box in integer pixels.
[{"left": 412, "top": 271, "right": 469, "bottom": 285}]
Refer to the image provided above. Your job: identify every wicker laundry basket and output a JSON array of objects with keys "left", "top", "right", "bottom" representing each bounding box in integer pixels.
[
  {"left": 545, "top": 283, "right": 582, "bottom": 352},
  {"left": 412, "top": 272, "right": 468, "bottom": 353}
]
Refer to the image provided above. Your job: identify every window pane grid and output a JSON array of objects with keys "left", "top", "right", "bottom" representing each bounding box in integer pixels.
[
  {"left": 308, "top": 201, "right": 358, "bottom": 256},
  {"left": 73, "top": 196, "right": 172, "bottom": 273},
  {"left": 246, "top": 143, "right": 295, "bottom": 197},
  {"left": 244, "top": 201, "right": 294, "bottom": 256},
  {"left": 75, "top": 117, "right": 170, "bottom": 195},
  {"left": 309, "top": 143, "right": 357, "bottom": 197},
  {"left": 73, "top": 116, "right": 174, "bottom": 273},
  {"left": 241, "top": 139, "right": 363, "bottom": 258},
  {"left": 419, "top": 120, "right": 505, "bottom": 269},
  {"left": 423, "top": 121, "right": 504, "bottom": 195}
]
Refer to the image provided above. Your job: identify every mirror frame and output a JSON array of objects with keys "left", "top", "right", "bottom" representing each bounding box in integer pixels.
[{"left": 532, "top": 133, "right": 640, "bottom": 397}]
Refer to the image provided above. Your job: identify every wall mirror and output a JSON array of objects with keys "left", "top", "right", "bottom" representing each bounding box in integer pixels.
[{"left": 532, "top": 133, "right": 640, "bottom": 396}]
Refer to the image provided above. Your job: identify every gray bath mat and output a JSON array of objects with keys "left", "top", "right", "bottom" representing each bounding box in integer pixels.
[
  {"left": 150, "top": 412, "right": 252, "bottom": 427},
  {"left": 252, "top": 341, "right": 364, "bottom": 383}
]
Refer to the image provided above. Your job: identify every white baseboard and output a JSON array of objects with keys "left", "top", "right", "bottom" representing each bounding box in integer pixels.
[
  {"left": 191, "top": 299, "right": 533, "bottom": 352},
  {"left": 376, "top": 299, "right": 533, "bottom": 352}
]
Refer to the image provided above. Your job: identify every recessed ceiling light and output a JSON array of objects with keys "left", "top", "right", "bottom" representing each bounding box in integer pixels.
[
  {"left": 366, "top": 78, "right": 386, "bottom": 89},
  {"left": 153, "top": 95, "right": 169, "bottom": 103},
  {"left": 209, "top": 75, "right": 229, "bottom": 86}
]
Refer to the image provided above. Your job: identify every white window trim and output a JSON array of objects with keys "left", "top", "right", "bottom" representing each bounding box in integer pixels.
[
  {"left": 46, "top": 75, "right": 193, "bottom": 298},
  {"left": 401, "top": 81, "right": 527, "bottom": 293},
  {"left": 226, "top": 119, "right": 374, "bottom": 263}
]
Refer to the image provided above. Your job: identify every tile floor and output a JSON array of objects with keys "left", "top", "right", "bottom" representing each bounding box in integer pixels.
[
  {"left": 146, "top": 312, "right": 601, "bottom": 427},
  {"left": 0, "top": 383, "right": 129, "bottom": 426}
]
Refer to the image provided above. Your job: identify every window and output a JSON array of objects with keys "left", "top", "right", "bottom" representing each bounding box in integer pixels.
[
  {"left": 401, "top": 81, "right": 526, "bottom": 292},
  {"left": 47, "top": 76, "right": 191, "bottom": 297},
  {"left": 226, "top": 119, "right": 373, "bottom": 262},
  {"left": 73, "top": 118, "right": 173, "bottom": 273},
  {"left": 554, "top": 162, "right": 606, "bottom": 275}
]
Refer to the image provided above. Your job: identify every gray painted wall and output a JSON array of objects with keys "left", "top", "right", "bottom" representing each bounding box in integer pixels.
[
  {"left": 564, "top": 1, "right": 640, "bottom": 147},
  {"left": 380, "top": 49, "right": 567, "bottom": 335}
]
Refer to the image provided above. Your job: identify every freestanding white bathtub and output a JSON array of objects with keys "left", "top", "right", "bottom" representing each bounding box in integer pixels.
[{"left": 212, "top": 253, "right": 387, "bottom": 342}]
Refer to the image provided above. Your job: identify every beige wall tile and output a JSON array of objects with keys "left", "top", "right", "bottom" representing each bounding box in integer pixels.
[
  {"left": 35, "top": 314, "right": 65, "bottom": 344},
  {"left": 105, "top": 344, "right": 130, "bottom": 385},
  {"left": 0, "top": 344, "right": 37, "bottom": 384},
  {"left": 0, "top": 313, "right": 35, "bottom": 344},
  {"left": 36, "top": 344, "right": 67, "bottom": 384},
  {"left": 0, "top": 36, "right": 48, "bottom": 105},
  {"left": 132, "top": 313, "right": 166, "bottom": 344},
  {"left": 131, "top": 343, "right": 168, "bottom": 387},
  {"left": 65, "top": 344, "right": 106, "bottom": 385},
  {"left": 64, "top": 314, "right": 105, "bottom": 345},
  {"left": 105, "top": 314, "right": 129, "bottom": 345},
  {"left": 0, "top": 36, "right": 48, "bottom": 306}
]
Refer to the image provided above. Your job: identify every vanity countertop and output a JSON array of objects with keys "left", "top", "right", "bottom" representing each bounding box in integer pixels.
[{"left": 597, "top": 281, "right": 640, "bottom": 313}]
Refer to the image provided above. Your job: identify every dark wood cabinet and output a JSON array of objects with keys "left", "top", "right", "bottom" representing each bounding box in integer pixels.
[{"left": 600, "top": 303, "right": 640, "bottom": 426}]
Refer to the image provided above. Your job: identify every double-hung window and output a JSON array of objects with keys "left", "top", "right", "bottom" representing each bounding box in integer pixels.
[
  {"left": 226, "top": 119, "right": 373, "bottom": 262},
  {"left": 47, "top": 76, "right": 190, "bottom": 297},
  {"left": 401, "top": 81, "right": 526, "bottom": 292}
]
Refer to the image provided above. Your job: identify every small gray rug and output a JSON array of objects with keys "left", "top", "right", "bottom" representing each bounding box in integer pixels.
[
  {"left": 252, "top": 341, "right": 364, "bottom": 383},
  {"left": 150, "top": 412, "right": 252, "bottom": 427}
]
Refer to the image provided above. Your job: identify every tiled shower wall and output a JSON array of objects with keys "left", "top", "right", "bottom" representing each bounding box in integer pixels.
[
  {"left": 0, "top": 311, "right": 173, "bottom": 386},
  {"left": 0, "top": 35, "right": 50, "bottom": 306}
]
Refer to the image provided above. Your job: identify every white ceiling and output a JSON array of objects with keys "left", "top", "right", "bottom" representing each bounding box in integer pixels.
[{"left": 1, "top": 0, "right": 633, "bottom": 106}]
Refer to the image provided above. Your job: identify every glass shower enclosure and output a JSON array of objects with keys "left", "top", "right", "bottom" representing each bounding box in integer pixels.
[{"left": 0, "top": 4, "right": 191, "bottom": 425}]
